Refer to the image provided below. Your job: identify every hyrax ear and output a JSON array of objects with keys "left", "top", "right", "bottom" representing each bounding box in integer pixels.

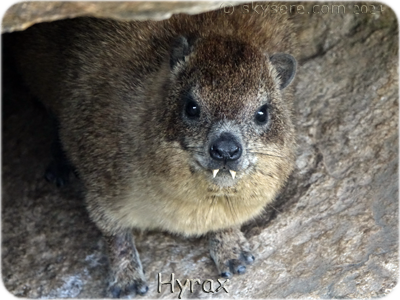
[
  {"left": 170, "top": 36, "right": 193, "bottom": 69},
  {"left": 269, "top": 53, "right": 297, "bottom": 89}
]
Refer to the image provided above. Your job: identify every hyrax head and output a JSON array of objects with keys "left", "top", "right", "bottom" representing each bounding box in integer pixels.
[{"left": 162, "top": 35, "right": 296, "bottom": 188}]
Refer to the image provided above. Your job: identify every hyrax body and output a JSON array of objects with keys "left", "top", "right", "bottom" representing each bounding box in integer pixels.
[{"left": 9, "top": 6, "right": 298, "bottom": 297}]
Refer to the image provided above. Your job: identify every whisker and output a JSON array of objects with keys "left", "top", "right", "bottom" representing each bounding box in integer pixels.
[
  {"left": 247, "top": 148, "right": 281, "bottom": 154},
  {"left": 247, "top": 151, "right": 284, "bottom": 158},
  {"left": 193, "top": 152, "right": 205, "bottom": 156},
  {"left": 162, "top": 146, "right": 203, "bottom": 151},
  {"left": 161, "top": 146, "right": 204, "bottom": 154},
  {"left": 264, "top": 203, "right": 283, "bottom": 214}
]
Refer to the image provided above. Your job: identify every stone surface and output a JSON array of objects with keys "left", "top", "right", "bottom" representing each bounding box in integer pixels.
[
  {"left": 2, "top": 1, "right": 246, "bottom": 33},
  {"left": 1, "top": 1, "right": 398, "bottom": 299}
]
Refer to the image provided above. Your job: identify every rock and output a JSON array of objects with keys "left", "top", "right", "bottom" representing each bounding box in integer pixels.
[
  {"left": 2, "top": 1, "right": 245, "bottom": 33},
  {"left": 1, "top": 1, "right": 398, "bottom": 298}
]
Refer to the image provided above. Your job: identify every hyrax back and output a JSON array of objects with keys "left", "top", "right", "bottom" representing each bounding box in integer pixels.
[{"left": 10, "top": 6, "right": 298, "bottom": 296}]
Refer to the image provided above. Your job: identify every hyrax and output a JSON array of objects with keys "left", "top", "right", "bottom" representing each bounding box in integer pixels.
[{"left": 9, "top": 5, "right": 297, "bottom": 298}]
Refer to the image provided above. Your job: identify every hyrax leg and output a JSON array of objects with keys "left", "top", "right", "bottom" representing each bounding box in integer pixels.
[
  {"left": 106, "top": 230, "right": 148, "bottom": 298},
  {"left": 209, "top": 227, "right": 255, "bottom": 278},
  {"left": 44, "top": 120, "right": 75, "bottom": 187}
]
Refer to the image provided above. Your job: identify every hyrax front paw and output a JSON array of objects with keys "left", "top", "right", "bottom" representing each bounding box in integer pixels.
[
  {"left": 209, "top": 228, "right": 255, "bottom": 279},
  {"left": 45, "top": 134, "right": 74, "bottom": 187},
  {"left": 44, "top": 160, "right": 72, "bottom": 187},
  {"left": 106, "top": 232, "right": 148, "bottom": 298},
  {"left": 108, "top": 267, "right": 148, "bottom": 298}
]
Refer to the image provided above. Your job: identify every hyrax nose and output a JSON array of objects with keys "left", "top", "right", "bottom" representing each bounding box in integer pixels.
[{"left": 210, "top": 132, "right": 242, "bottom": 161}]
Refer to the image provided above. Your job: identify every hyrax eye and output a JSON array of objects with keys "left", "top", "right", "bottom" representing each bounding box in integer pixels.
[
  {"left": 255, "top": 104, "right": 269, "bottom": 125},
  {"left": 185, "top": 98, "right": 200, "bottom": 119}
]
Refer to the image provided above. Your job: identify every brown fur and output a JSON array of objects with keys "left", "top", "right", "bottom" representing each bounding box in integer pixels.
[{"left": 7, "top": 4, "right": 298, "bottom": 297}]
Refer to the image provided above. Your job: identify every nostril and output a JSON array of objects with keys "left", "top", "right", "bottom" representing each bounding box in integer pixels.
[
  {"left": 210, "top": 146, "right": 225, "bottom": 160},
  {"left": 231, "top": 146, "right": 239, "bottom": 155},
  {"left": 230, "top": 146, "right": 240, "bottom": 159},
  {"left": 229, "top": 145, "right": 242, "bottom": 160}
]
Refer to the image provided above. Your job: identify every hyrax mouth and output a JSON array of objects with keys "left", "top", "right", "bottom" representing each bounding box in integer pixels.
[{"left": 212, "top": 169, "right": 236, "bottom": 179}]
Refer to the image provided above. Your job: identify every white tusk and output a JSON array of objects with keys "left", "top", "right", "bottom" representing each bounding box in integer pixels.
[
  {"left": 229, "top": 170, "right": 236, "bottom": 179},
  {"left": 213, "top": 169, "right": 219, "bottom": 178}
]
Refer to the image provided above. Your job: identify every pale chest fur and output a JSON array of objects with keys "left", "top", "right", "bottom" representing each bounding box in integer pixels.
[
  {"left": 112, "top": 191, "right": 269, "bottom": 236},
  {"left": 108, "top": 165, "right": 282, "bottom": 236}
]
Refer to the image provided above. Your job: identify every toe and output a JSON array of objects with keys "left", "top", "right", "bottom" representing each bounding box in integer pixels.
[
  {"left": 220, "top": 271, "right": 233, "bottom": 279},
  {"left": 229, "top": 259, "right": 247, "bottom": 275},
  {"left": 109, "top": 285, "right": 122, "bottom": 298},
  {"left": 44, "top": 170, "right": 55, "bottom": 182},
  {"left": 119, "top": 284, "right": 137, "bottom": 299},
  {"left": 241, "top": 251, "right": 255, "bottom": 264},
  {"left": 136, "top": 283, "right": 149, "bottom": 296},
  {"left": 108, "top": 282, "right": 147, "bottom": 299},
  {"left": 236, "top": 265, "right": 246, "bottom": 274}
]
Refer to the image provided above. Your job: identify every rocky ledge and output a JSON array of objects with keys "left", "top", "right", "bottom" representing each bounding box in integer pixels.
[{"left": 2, "top": 1, "right": 398, "bottom": 298}]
